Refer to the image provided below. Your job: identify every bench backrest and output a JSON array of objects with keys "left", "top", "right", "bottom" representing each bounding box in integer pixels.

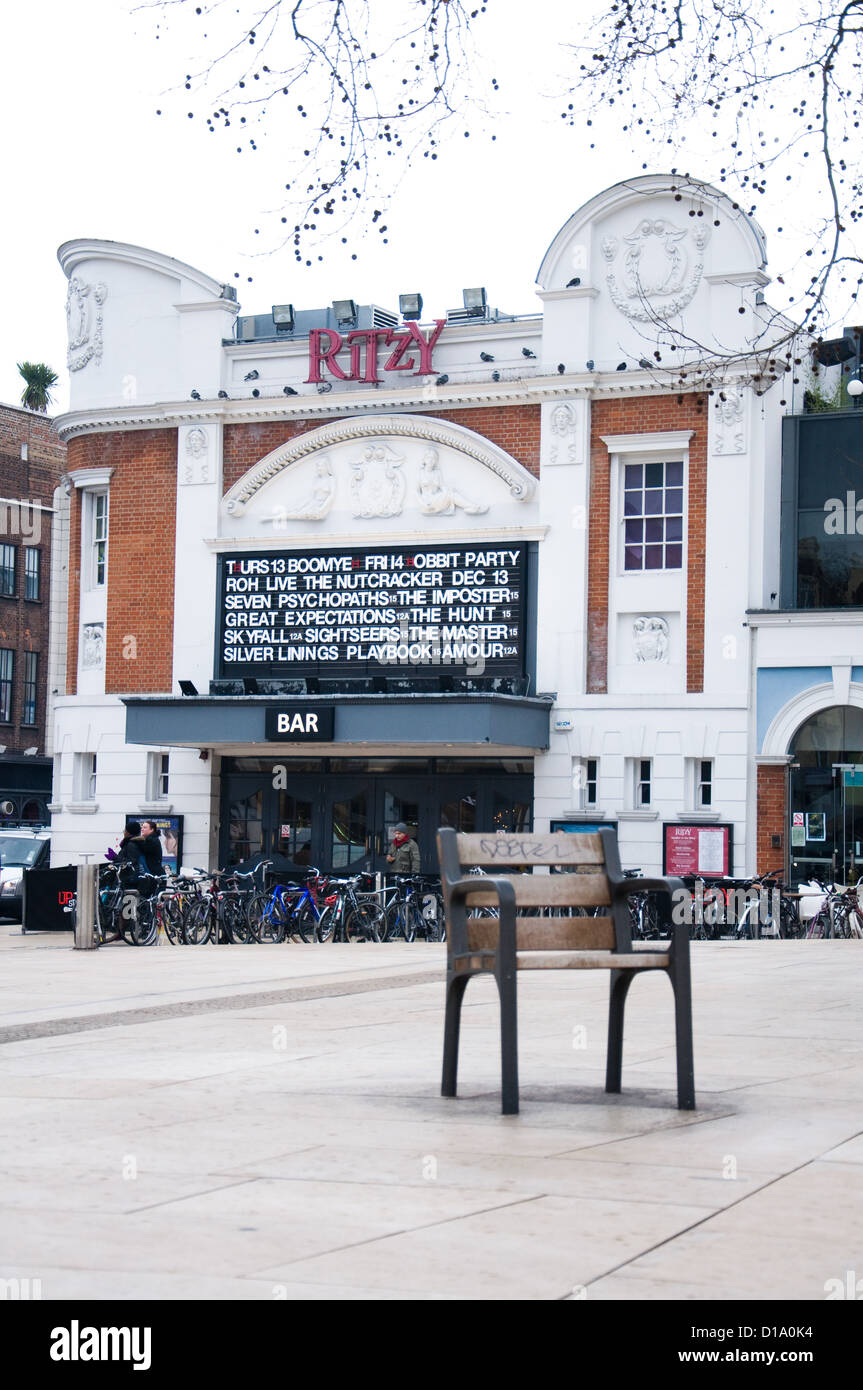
[{"left": 437, "top": 827, "right": 633, "bottom": 954}]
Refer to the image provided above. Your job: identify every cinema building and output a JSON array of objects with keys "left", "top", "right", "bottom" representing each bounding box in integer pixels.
[{"left": 48, "top": 175, "right": 863, "bottom": 885}]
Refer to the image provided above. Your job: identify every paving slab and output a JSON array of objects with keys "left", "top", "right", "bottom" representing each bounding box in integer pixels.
[{"left": 1, "top": 932, "right": 861, "bottom": 1300}]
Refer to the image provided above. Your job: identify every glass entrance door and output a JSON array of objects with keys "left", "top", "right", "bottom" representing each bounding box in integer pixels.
[{"left": 221, "top": 759, "right": 534, "bottom": 876}]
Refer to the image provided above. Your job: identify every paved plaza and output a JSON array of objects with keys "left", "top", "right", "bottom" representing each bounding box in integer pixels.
[{"left": 1, "top": 926, "right": 861, "bottom": 1301}]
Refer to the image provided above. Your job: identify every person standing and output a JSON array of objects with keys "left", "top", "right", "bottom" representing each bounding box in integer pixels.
[{"left": 387, "top": 822, "right": 420, "bottom": 875}]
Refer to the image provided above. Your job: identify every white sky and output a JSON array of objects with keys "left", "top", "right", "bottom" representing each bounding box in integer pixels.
[{"left": 0, "top": 0, "right": 847, "bottom": 414}]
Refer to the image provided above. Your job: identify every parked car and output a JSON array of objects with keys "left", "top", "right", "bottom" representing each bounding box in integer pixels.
[{"left": 0, "top": 829, "right": 50, "bottom": 921}]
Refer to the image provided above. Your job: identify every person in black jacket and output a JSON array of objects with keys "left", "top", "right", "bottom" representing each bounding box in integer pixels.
[
  {"left": 130, "top": 821, "right": 163, "bottom": 894},
  {"left": 136, "top": 821, "right": 164, "bottom": 875}
]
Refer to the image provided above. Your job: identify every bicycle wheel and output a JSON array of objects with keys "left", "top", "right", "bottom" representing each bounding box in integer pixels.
[
  {"left": 403, "top": 900, "right": 420, "bottom": 944},
  {"left": 220, "top": 895, "right": 253, "bottom": 944},
  {"left": 291, "top": 902, "right": 317, "bottom": 943},
  {"left": 130, "top": 898, "right": 158, "bottom": 947},
  {"left": 161, "top": 897, "right": 184, "bottom": 944},
  {"left": 315, "top": 903, "right": 338, "bottom": 942},
  {"left": 184, "top": 898, "right": 213, "bottom": 945},
  {"left": 345, "top": 902, "right": 385, "bottom": 943},
  {"left": 385, "top": 901, "right": 403, "bottom": 941}
]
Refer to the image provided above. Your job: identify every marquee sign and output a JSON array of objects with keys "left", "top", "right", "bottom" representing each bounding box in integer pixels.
[
  {"left": 265, "top": 708, "right": 335, "bottom": 740},
  {"left": 216, "top": 542, "right": 527, "bottom": 680},
  {"left": 306, "top": 321, "right": 445, "bottom": 384}
]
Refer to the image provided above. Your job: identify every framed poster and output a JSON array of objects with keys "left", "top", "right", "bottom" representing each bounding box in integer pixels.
[
  {"left": 663, "top": 823, "right": 733, "bottom": 879},
  {"left": 123, "top": 815, "right": 184, "bottom": 875},
  {"left": 805, "top": 812, "right": 826, "bottom": 842}
]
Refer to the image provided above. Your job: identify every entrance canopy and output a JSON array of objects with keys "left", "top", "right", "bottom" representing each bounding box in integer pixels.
[{"left": 122, "top": 692, "right": 552, "bottom": 756}]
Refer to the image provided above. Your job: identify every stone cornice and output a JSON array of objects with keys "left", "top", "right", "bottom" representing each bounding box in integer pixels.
[
  {"left": 204, "top": 524, "right": 549, "bottom": 552},
  {"left": 54, "top": 362, "right": 778, "bottom": 441}
]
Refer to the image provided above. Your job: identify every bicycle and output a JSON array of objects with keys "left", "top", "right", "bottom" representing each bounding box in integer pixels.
[
  {"left": 382, "top": 875, "right": 427, "bottom": 942},
  {"left": 316, "top": 875, "right": 386, "bottom": 943}
]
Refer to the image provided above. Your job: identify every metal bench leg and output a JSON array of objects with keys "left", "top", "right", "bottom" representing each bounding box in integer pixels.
[
  {"left": 669, "top": 954, "right": 696, "bottom": 1110},
  {"left": 606, "top": 969, "right": 634, "bottom": 1094},
  {"left": 496, "top": 968, "right": 519, "bottom": 1115},
  {"left": 441, "top": 972, "right": 470, "bottom": 1098}
]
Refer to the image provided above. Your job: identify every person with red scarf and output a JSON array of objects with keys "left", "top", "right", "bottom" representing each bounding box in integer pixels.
[{"left": 387, "top": 822, "right": 420, "bottom": 874}]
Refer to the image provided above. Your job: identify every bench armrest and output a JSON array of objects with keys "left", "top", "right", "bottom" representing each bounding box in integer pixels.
[
  {"left": 443, "top": 875, "right": 517, "bottom": 959},
  {"left": 611, "top": 874, "right": 687, "bottom": 951}
]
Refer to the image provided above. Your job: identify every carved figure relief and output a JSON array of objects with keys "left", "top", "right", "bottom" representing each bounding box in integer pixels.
[
  {"left": 416, "top": 447, "right": 488, "bottom": 515},
  {"left": 350, "top": 443, "right": 406, "bottom": 518},
  {"left": 66, "top": 276, "right": 108, "bottom": 371},
  {"left": 276, "top": 455, "right": 336, "bottom": 522},
  {"left": 633, "top": 615, "right": 670, "bottom": 664},
  {"left": 548, "top": 403, "right": 581, "bottom": 465},
  {"left": 602, "top": 219, "right": 709, "bottom": 323},
  {"left": 180, "top": 427, "right": 212, "bottom": 485},
  {"left": 81, "top": 622, "right": 105, "bottom": 670},
  {"left": 713, "top": 388, "right": 746, "bottom": 455}
]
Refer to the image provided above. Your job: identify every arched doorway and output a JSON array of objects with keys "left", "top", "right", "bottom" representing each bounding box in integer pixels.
[{"left": 789, "top": 705, "right": 863, "bottom": 884}]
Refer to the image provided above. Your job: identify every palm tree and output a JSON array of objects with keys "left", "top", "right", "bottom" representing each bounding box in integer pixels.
[{"left": 17, "top": 362, "right": 59, "bottom": 413}]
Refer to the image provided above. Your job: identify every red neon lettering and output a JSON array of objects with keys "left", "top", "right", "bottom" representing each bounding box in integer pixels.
[
  {"left": 58, "top": 890, "right": 74, "bottom": 905},
  {"left": 306, "top": 329, "right": 347, "bottom": 383}
]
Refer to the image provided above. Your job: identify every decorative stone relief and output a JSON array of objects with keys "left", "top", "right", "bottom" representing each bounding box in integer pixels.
[
  {"left": 66, "top": 277, "right": 108, "bottom": 372},
  {"left": 81, "top": 622, "right": 105, "bottom": 670},
  {"left": 548, "top": 403, "right": 581, "bottom": 465},
  {"left": 633, "top": 615, "right": 669, "bottom": 664},
  {"left": 417, "top": 448, "right": 488, "bottom": 515},
  {"left": 712, "top": 388, "right": 746, "bottom": 455},
  {"left": 180, "top": 426, "right": 213, "bottom": 485},
  {"left": 222, "top": 415, "right": 536, "bottom": 517},
  {"left": 602, "top": 219, "right": 709, "bottom": 323},
  {"left": 274, "top": 455, "right": 336, "bottom": 522},
  {"left": 350, "top": 443, "right": 406, "bottom": 518}
]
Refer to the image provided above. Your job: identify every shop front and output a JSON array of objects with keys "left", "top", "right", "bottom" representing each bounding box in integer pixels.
[{"left": 221, "top": 755, "right": 534, "bottom": 874}]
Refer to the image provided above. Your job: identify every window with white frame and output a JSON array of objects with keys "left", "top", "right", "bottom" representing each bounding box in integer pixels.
[
  {"left": 22, "top": 651, "right": 38, "bottom": 725},
  {"left": 75, "top": 752, "right": 97, "bottom": 801},
  {"left": 572, "top": 757, "right": 598, "bottom": 810},
  {"left": 0, "top": 545, "right": 15, "bottom": 597},
  {"left": 91, "top": 493, "right": 108, "bottom": 587},
  {"left": 688, "top": 758, "right": 713, "bottom": 809},
  {"left": 621, "top": 460, "right": 684, "bottom": 571},
  {"left": 148, "top": 751, "right": 170, "bottom": 800},
  {"left": 627, "top": 757, "right": 652, "bottom": 808}
]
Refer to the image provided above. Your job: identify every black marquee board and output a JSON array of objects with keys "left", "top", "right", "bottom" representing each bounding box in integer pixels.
[{"left": 216, "top": 542, "right": 527, "bottom": 680}]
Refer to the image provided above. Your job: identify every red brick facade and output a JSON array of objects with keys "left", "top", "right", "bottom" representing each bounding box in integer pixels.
[
  {"left": 586, "top": 393, "right": 708, "bottom": 694},
  {"left": 756, "top": 763, "right": 787, "bottom": 873},
  {"left": 66, "top": 430, "right": 177, "bottom": 694}
]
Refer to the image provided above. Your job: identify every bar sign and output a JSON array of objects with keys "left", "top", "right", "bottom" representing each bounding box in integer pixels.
[{"left": 265, "top": 707, "right": 334, "bottom": 741}]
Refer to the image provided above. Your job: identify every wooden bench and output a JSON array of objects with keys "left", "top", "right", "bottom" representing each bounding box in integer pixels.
[{"left": 436, "top": 827, "right": 695, "bottom": 1115}]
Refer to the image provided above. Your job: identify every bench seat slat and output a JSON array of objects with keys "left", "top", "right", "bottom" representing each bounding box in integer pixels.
[
  {"left": 456, "top": 832, "right": 605, "bottom": 866},
  {"left": 468, "top": 916, "right": 616, "bottom": 951},
  {"left": 465, "top": 873, "right": 611, "bottom": 908},
  {"left": 516, "top": 950, "right": 670, "bottom": 970}
]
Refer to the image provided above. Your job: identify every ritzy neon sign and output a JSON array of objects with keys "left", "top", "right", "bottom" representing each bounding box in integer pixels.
[{"left": 306, "top": 320, "right": 445, "bottom": 385}]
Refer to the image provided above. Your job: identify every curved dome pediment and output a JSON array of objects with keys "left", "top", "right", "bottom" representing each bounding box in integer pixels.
[
  {"left": 537, "top": 173, "right": 768, "bottom": 293},
  {"left": 221, "top": 414, "right": 538, "bottom": 539}
]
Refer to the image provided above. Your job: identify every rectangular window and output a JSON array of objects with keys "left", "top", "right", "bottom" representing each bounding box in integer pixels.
[
  {"left": 22, "top": 651, "right": 38, "bottom": 725},
  {"left": 697, "top": 759, "right": 713, "bottom": 808},
  {"left": 24, "top": 548, "right": 40, "bottom": 601},
  {"left": 0, "top": 649, "right": 12, "bottom": 721},
  {"left": 92, "top": 493, "right": 108, "bottom": 587},
  {"left": 574, "top": 757, "right": 599, "bottom": 810},
  {"left": 636, "top": 758, "right": 652, "bottom": 807},
  {"left": 622, "top": 460, "right": 684, "bottom": 571},
  {"left": 0, "top": 545, "right": 15, "bottom": 597},
  {"left": 87, "top": 753, "right": 97, "bottom": 801},
  {"left": 148, "top": 751, "right": 170, "bottom": 800}
]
